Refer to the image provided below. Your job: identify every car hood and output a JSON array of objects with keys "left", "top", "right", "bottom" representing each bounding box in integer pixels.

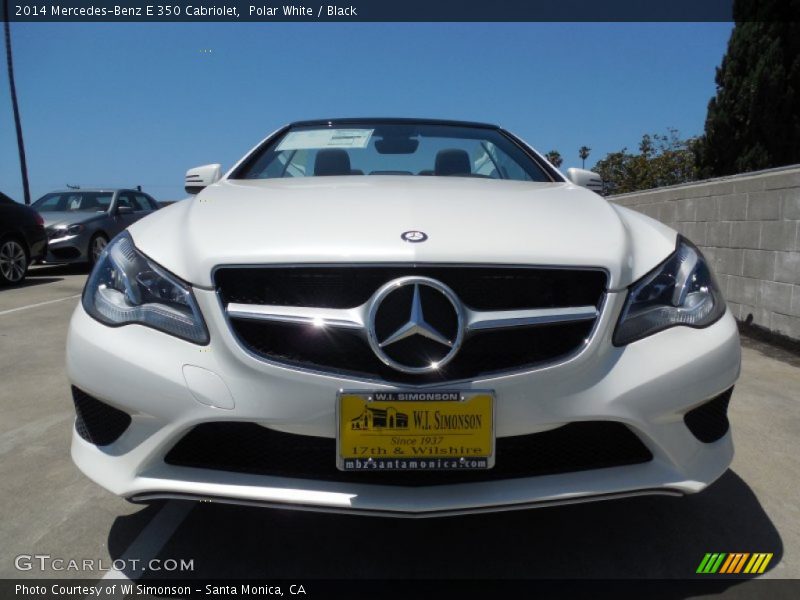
[
  {"left": 40, "top": 211, "right": 104, "bottom": 229},
  {"left": 129, "top": 176, "right": 677, "bottom": 289}
]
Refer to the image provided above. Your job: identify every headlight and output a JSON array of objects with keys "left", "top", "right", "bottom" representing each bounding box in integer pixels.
[
  {"left": 82, "top": 232, "right": 209, "bottom": 344},
  {"left": 49, "top": 224, "right": 84, "bottom": 239},
  {"left": 613, "top": 237, "right": 726, "bottom": 346}
]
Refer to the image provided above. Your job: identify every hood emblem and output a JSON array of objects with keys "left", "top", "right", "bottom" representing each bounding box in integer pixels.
[
  {"left": 400, "top": 230, "right": 428, "bottom": 243},
  {"left": 367, "top": 277, "right": 464, "bottom": 374}
]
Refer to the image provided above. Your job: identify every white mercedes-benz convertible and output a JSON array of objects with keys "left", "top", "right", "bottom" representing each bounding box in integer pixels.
[{"left": 67, "top": 118, "right": 740, "bottom": 517}]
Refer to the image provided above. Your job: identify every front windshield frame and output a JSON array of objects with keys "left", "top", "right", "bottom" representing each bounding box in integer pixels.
[{"left": 229, "top": 121, "right": 562, "bottom": 183}]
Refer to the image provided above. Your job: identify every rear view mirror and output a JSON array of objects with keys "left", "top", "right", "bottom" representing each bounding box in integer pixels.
[
  {"left": 116, "top": 205, "right": 134, "bottom": 215},
  {"left": 566, "top": 168, "right": 604, "bottom": 195},
  {"left": 185, "top": 164, "right": 222, "bottom": 195},
  {"left": 375, "top": 138, "right": 419, "bottom": 154}
]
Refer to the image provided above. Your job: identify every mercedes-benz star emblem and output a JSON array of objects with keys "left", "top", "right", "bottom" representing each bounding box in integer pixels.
[
  {"left": 400, "top": 230, "right": 428, "bottom": 243},
  {"left": 367, "top": 276, "right": 464, "bottom": 374}
]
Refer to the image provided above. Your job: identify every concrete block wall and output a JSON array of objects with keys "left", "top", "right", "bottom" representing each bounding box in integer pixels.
[{"left": 610, "top": 165, "right": 800, "bottom": 342}]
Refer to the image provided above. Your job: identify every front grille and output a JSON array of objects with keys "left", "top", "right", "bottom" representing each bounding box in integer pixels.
[
  {"left": 216, "top": 265, "right": 606, "bottom": 383},
  {"left": 72, "top": 386, "right": 131, "bottom": 446},
  {"left": 684, "top": 388, "right": 733, "bottom": 443},
  {"left": 164, "top": 421, "right": 652, "bottom": 486}
]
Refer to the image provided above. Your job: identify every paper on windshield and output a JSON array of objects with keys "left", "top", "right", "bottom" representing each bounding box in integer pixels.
[{"left": 276, "top": 129, "right": 374, "bottom": 151}]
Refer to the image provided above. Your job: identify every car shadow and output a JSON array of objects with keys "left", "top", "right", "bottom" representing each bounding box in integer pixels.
[
  {"left": 29, "top": 264, "right": 89, "bottom": 277},
  {"left": 107, "top": 469, "right": 782, "bottom": 593},
  {"left": 1, "top": 276, "right": 63, "bottom": 289}
]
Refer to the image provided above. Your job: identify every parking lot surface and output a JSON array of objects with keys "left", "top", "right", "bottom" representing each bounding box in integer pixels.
[{"left": 2, "top": 265, "right": 799, "bottom": 589}]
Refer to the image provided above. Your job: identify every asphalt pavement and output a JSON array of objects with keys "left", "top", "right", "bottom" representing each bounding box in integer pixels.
[{"left": 1, "top": 264, "right": 799, "bottom": 592}]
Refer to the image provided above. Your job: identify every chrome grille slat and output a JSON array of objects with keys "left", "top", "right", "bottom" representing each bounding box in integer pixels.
[
  {"left": 226, "top": 303, "right": 366, "bottom": 330},
  {"left": 226, "top": 302, "right": 600, "bottom": 333},
  {"left": 464, "top": 305, "right": 599, "bottom": 331}
]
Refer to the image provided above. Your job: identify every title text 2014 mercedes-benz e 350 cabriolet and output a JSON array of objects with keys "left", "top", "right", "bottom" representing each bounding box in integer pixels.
[{"left": 67, "top": 119, "right": 740, "bottom": 517}]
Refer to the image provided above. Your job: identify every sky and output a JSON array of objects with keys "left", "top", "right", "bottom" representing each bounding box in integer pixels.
[{"left": 0, "top": 22, "right": 734, "bottom": 202}]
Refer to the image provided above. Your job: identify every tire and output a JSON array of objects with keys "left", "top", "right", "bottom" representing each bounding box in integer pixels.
[
  {"left": 0, "top": 237, "right": 29, "bottom": 286},
  {"left": 88, "top": 233, "right": 109, "bottom": 268}
]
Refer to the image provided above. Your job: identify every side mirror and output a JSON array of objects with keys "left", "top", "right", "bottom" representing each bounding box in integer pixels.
[
  {"left": 566, "top": 168, "right": 604, "bottom": 195},
  {"left": 116, "top": 205, "right": 134, "bottom": 215},
  {"left": 185, "top": 164, "right": 222, "bottom": 195}
]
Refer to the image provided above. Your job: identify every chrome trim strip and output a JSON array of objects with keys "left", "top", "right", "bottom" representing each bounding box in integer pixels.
[
  {"left": 129, "top": 488, "right": 683, "bottom": 518},
  {"left": 226, "top": 303, "right": 366, "bottom": 330},
  {"left": 227, "top": 302, "right": 599, "bottom": 333},
  {"left": 465, "top": 305, "right": 599, "bottom": 331},
  {"left": 212, "top": 261, "right": 610, "bottom": 277}
]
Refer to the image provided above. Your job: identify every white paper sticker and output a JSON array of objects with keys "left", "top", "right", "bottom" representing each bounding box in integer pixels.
[{"left": 276, "top": 129, "right": 374, "bottom": 151}]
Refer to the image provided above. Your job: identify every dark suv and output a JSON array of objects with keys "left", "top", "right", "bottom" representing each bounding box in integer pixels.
[{"left": 0, "top": 191, "right": 47, "bottom": 285}]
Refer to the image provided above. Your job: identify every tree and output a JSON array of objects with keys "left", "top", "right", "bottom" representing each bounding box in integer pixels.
[
  {"left": 545, "top": 150, "right": 563, "bottom": 168},
  {"left": 578, "top": 146, "right": 591, "bottom": 168},
  {"left": 695, "top": 0, "right": 800, "bottom": 177},
  {"left": 593, "top": 129, "right": 698, "bottom": 194},
  {"left": 3, "top": 4, "right": 31, "bottom": 205}
]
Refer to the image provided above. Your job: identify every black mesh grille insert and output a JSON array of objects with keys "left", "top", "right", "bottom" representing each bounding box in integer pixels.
[
  {"left": 216, "top": 265, "right": 606, "bottom": 383},
  {"left": 164, "top": 421, "right": 653, "bottom": 486},
  {"left": 684, "top": 387, "right": 733, "bottom": 443},
  {"left": 215, "top": 265, "right": 607, "bottom": 310},
  {"left": 72, "top": 386, "right": 131, "bottom": 446}
]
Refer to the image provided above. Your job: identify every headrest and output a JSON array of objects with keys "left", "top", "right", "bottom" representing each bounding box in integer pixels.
[
  {"left": 435, "top": 149, "right": 471, "bottom": 176},
  {"left": 314, "top": 149, "right": 351, "bottom": 176}
]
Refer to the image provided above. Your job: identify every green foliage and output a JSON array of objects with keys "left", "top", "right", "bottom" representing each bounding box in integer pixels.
[
  {"left": 593, "top": 129, "right": 698, "bottom": 194},
  {"left": 696, "top": 1, "right": 800, "bottom": 176},
  {"left": 545, "top": 150, "right": 563, "bottom": 168},
  {"left": 578, "top": 146, "right": 591, "bottom": 167}
]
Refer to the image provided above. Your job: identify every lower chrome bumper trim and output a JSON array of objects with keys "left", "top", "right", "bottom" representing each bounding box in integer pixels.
[{"left": 128, "top": 488, "right": 685, "bottom": 519}]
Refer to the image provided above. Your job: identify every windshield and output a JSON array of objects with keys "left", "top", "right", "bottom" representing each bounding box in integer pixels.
[
  {"left": 232, "top": 122, "right": 553, "bottom": 182},
  {"left": 33, "top": 192, "right": 113, "bottom": 213}
]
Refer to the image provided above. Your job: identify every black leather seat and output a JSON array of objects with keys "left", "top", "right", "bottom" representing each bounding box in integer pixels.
[
  {"left": 434, "top": 149, "right": 471, "bottom": 176},
  {"left": 314, "top": 149, "right": 352, "bottom": 176}
]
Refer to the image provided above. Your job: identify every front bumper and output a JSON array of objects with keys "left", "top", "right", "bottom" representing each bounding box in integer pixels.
[
  {"left": 26, "top": 227, "right": 48, "bottom": 261},
  {"left": 67, "top": 289, "right": 741, "bottom": 516}
]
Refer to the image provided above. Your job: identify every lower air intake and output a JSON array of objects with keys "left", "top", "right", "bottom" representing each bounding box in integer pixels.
[
  {"left": 72, "top": 386, "right": 131, "bottom": 446},
  {"left": 165, "top": 421, "right": 653, "bottom": 486},
  {"left": 684, "top": 387, "right": 733, "bottom": 443}
]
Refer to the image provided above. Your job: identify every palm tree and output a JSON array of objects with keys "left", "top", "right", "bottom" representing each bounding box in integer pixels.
[
  {"left": 3, "top": 6, "right": 31, "bottom": 205},
  {"left": 545, "top": 150, "right": 563, "bottom": 168},
  {"left": 578, "top": 146, "right": 591, "bottom": 169}
]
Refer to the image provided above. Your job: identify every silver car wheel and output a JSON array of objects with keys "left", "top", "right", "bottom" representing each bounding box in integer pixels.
[
  {"left": 91, "top": 235, "right": 108, "bottom": 263},
  {"left": 0, "top": 240, "right": 27, "bottom": 283}
]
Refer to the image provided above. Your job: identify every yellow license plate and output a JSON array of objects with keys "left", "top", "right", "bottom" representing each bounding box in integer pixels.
[{"left": 337, "top": 391, "right": 494, "bottom": 471}]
